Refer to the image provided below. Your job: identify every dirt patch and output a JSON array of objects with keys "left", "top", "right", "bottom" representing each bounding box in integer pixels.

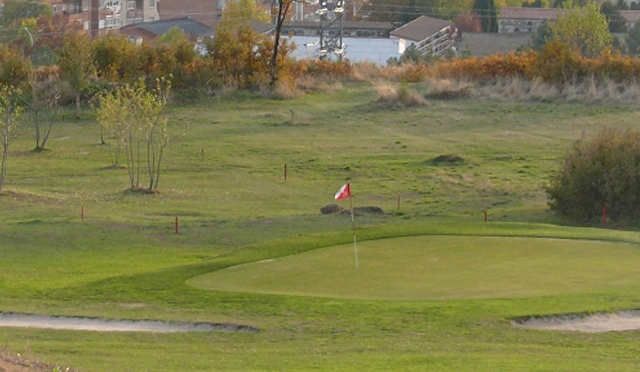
[
  {"left": 513, "top": 310, "right": 640, "bottom": 333},
  {"left": 427, "top": 154, "right": 466, "bottom": 166},
  {"left": 0, "top": 349, "right": 76, "bottom": 372},
  {"left": 0, "top": 312, "right": 258, "bottom": 333}
]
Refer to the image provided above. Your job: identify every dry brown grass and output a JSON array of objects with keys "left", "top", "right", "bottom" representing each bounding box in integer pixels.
[
  {"left": 295, "top": 75, "right": 344, "bottom": 93},
  {"left": 373, "top": 83, "right": 429, "bottom": 107},
  {"left": 295, "top": 60, "right": 640, "bottom": 104},
  {"left": 473, "top": 76, "right": 640, "bottom": 104},
  {"left": 421, "top": 77, "right": 475, "bottom": 100}
]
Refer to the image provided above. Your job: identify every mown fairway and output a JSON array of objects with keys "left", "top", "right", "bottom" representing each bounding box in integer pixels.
[
  {"left": 189, "top": 236, "right": 640, "bottom": 300},
  {"left": 2, "top": 84, "right": 640, "bottom": 371}
]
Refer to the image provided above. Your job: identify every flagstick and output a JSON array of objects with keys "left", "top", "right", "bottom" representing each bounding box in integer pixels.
[{"left": 350, "top": 194, "right": 358, "bottom": 270}]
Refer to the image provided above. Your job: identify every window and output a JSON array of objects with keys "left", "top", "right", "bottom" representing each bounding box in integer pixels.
[{"left": 149, "top": 0, "right": 155, "bottom": 6}]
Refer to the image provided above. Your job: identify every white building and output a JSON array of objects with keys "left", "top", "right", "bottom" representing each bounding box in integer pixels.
[{"left": 289, "top": 36, "right": 402, "bottom": 65}]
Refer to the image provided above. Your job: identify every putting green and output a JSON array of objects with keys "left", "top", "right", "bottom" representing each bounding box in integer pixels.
[{"left": 187, "top": 236, "right": 640, "bottom": 300}]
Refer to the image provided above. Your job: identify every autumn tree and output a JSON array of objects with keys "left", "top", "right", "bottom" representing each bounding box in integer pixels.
[
  {"left": 209, "top": 26, "right": 273, "bottom": 88},
  {"left": 550, "top": 0, "right": 613, "bottom": 57},
  {"left": 432, "top": 0, "right": 475, "bottom": 18},
  {"left": 30, "top": 14, "right": 84, "bottom": 65},
  {"left": 92, "top": 34, "right": 141, "bottom": 83},
  {"left": 56, "top": 31, "right": 94, "bottom": 114},
  {"left": 552, "top": 0, "right": 591, "bottom": 6},
  {"left": 522, "top": 0, "right": 551, "bottom": 6},
  {"left": 0, "top": 0, "right": 51, "bottom": 26},
  {"left": 600, "top": 1, "right": 627, "bottom": 33},
  {"left": 625, "top": 20, "right": 640, "bottom": 55},
  {"left": 472, "top": 0, "right": 497, "bottom": 32},
  {"left": 0, "top": 46, "right": 31, "bottom": 89},
  {"left": 362, "top": 0, "right": 436, "bottom": 23},
  {"left": 155, "top": 28, "right": 197, "bottom": 87},
  {"left": 453, "top": 13, "right": 482, "bottom": 33},
  {"left": 0, "top": 84, "right": 24, "bottom": 192},
  {"left": 217, "top": 0, "right": 270, "bottom": 31}
]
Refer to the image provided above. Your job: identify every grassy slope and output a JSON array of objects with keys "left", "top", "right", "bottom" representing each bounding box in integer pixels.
[{"left": 1, "top": 84, "right": 640, "bottom": 371}]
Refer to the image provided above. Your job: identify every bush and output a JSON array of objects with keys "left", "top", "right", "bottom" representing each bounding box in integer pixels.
[{"left": 546, "top": 128, "right": 640, "bottom": 222}]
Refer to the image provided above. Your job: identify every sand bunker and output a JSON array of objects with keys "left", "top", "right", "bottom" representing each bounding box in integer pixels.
[
  {"left": 0, "top": 312, "right": 258, "bottom": 333},
  {"left": 514, "top": 310, "right": 640, "bottom": 333}
]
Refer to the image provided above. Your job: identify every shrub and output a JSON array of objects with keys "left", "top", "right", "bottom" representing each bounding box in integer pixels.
[{"left": 546, "top": 128, "right": 640, "bottom": 222}]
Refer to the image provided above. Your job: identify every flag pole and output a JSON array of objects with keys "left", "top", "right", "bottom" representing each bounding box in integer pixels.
[{"left": 350, "top": 193, "right": 358, "bottom": 270}]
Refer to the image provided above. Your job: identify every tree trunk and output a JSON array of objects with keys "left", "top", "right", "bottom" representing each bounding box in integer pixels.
[
  {"left": 0, "top": 137, "right": 9, "bottom": 193},
  {"left": 34, "top": 108, "right": 41, "bottom": 150},
  {"left": 270, "top": 0, "right": 291, "bottom": 87}
]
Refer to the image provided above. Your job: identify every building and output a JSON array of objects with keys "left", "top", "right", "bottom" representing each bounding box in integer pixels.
[
  {"left": 157, "top": 0, "right": 219, "bottom": 27},
  {"left": 498, "top": 7, "right": 557, "bottom": 34},
  {"left": 286, "top": 16, "right": 458, "bottom": 64},
  {"left": 119, "top": 17, "right": 214, "bottom": 43},
  {"left": 282, "top": 20, "right": 393, "bottom": 38},
  {"left": 499, "top": 6, "right": 640, "bottom": 34},
  {"left": 389, "top": 15, "right": 458, "bottom": 58},
  {"left": 621, "top": 10, "right": 640, "bottom": 30},
  {"left": 41, "top": 0, "right": 159, "bottom": 35}
]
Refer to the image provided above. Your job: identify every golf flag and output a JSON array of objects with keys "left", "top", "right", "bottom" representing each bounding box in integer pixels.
[
  {"left": 334, "top": 182, "right": 358, "bottom": 269},
  {"left": 335, "top": 183, "right": 351, "bottom": 200}
]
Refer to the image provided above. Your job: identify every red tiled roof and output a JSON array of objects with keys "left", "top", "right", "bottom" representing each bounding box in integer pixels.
[{"left": 621, "top": 10, "right": 640, "bottom": 23}]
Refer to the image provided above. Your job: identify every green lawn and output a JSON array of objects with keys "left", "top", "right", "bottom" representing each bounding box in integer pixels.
[
  {"left": 1, "top": 83, "right": 640, "bottom": 371},
  {"left": 189, "top": 236, "right": 640, "bottom": 300}
]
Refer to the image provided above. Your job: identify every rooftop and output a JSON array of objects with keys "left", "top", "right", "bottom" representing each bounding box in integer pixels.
[{"left": 390, "top": 15, "right": 453, "bottom": 42}]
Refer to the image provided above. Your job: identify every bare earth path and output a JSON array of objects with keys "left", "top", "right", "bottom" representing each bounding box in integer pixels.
[
  {"left": 0, "top": 312, "right": 259, "bottom": 333},
  {"left": 513, "top": 310, "right": 640, "bottom": 333}
]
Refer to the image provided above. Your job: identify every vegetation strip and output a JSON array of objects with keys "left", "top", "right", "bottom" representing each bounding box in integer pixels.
[{"left": 0, "top": 313, "right": 258, "bottom": 333}]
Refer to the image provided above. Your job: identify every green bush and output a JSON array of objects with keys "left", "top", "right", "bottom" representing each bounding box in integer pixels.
[{"left": 546, "top": 128, "right": 640, "bottom": 222}]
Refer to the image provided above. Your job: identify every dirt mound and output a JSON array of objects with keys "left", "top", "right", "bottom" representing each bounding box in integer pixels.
[
  {"left": 427, "top": 154, "right": 465, "bottom": 165},
  {"left": 320, "top": 204, "right": 343, "bottom": 214},
  {"left": 342, "top": 206, "right": 384, "bottom": 215}
]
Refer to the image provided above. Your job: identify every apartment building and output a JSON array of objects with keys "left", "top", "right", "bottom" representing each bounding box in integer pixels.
[
  {"left": 157, "top": 0, "right": 220, "bottom": 27},
  {"left": 41, "top": 0, "right": 159, "bottom": 35}
]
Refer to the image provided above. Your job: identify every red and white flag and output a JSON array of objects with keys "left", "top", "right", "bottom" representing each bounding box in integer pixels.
[{"left": 335, "top": 183, "right": 351, "bottom": 200}]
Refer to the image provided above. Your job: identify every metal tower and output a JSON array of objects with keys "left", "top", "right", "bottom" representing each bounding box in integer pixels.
[{"left": 317, "top": 0, "right": 344, "bottom": 60}]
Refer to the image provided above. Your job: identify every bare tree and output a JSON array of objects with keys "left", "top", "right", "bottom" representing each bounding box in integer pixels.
[
  {"left": 29, "top": 68, "right": 60, "bottom": 151},
  {"left": 97, "top": 78, "right": 184, "bottom": 191}
]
